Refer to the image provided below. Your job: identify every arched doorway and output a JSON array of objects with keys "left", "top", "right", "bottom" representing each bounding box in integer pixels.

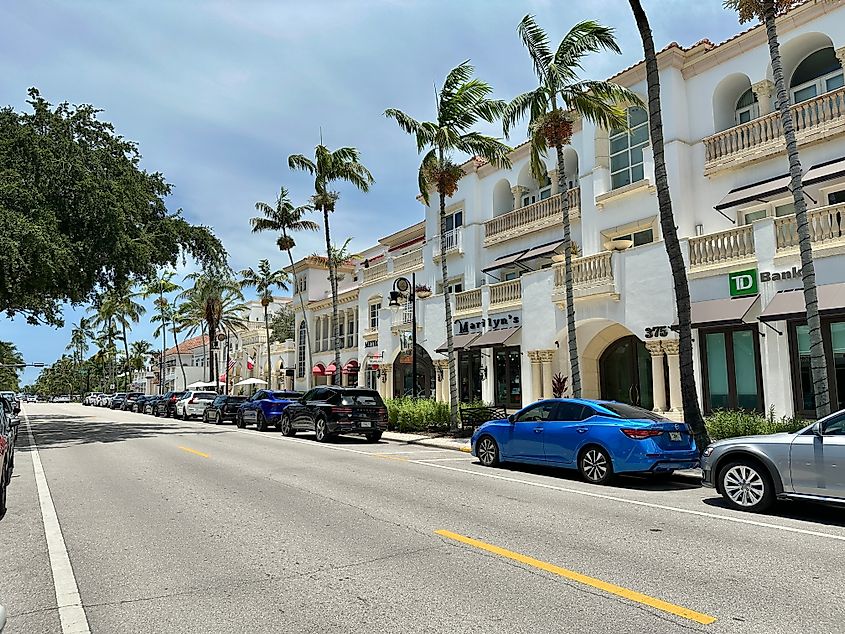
[
  {"left": 599, "top": 336, "right": 653, "bottom": 409},
  {"left": 392, "top": 344, "right": 435, "bottom": 398}
]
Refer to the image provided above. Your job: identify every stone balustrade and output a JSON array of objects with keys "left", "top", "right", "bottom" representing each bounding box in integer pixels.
[
  {"left": 554, "top": 251, "right": 614, "bottom": 289},
  {"left": 704, "top": 86, "right": 845, "bottom": 173},
  {"left": 489, "top": 279, "right": 521, "bottom": 307},
  {"left": 393, "top": 247, "right": 423, "bottom": 272},
  {"left": 454, "top": 288, "right": 482, "bottom": 312},
  {"left": 484, "top": 188, "right": 581, "bottom": 245},
  {"left": 362, "top": 260, "right": 388, "bottom": 284},
  {"left": 688, "top": 225, "right": 755, "bottom": 269},
  {"left": 775, "top": 203, "right": 845, "bottom": 250}
]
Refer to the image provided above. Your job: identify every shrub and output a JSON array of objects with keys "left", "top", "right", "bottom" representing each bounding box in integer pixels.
[
  {"left": 385, "top": 398, "right": 450, "bottom": 432},
  {"left": 705, "top": 406, "right": 808, "bottom": 441}
]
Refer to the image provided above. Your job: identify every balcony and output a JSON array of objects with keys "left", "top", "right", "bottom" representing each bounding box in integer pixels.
[
  {"left": 392, "top": 247, "right": 423, "bottom": 273},
  {"left": 433, "top": 228, "right": 463, "bottom": 257},
  {"left": 775, "top": 202, "right": 845, "bottom": 253},
  {"left": 553, "top": 251, "right": 617, "bottom": 301},
  {"left": 703, "top": 87, "right": 845, "bottom": 175},
  {"left": 484, "top": 188, "right": 581, "bottom": 246},
  {"left": 489, "top": 279, "right": 522, "bottom": 308},
  {"left": 362, "top": 260, "right": 389, "bottom": 284},
  {"left": 454, "top": 287, "right": 481, "bottom": 314},
  {"left": 688, "top": 225, "right": 756, "bottom": 274}
]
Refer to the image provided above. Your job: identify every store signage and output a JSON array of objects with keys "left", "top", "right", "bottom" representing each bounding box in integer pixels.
[
  {"left": 456, "top": 312, "right": 521, "bottom": 334},
  {"left": 729, "top": 268, "right": 758, "bottom": 297},
  {"left": 364, "top": 340, "right": 379, "bottom": 348},
  {"left": 759, "top": 266, "right": 803, "bottom": 283}
]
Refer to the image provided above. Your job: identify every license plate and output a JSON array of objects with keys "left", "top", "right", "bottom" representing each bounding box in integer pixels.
[
  {"left": 360, "top": 421, "right": 372, "bottom": 428},
  {"left": 669, "top": 432, "right": 682, "bottom": 442}
]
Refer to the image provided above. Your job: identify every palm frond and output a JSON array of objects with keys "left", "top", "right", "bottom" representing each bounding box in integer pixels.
[
  {"left": 503, "top": 88, "right": 548, "bottom": 138},
  {"left": 288, "top": 154, "right": 316, "bottom": 174},
  {"left": 517, "top": 15, "right": 553, "bottom": 81},
  {"left": 457, "top": 132, "right": 512, "bottom": 169},
  {"left": 554, "top": 21, "right": 622, "bottom": 71},
  {"left": 418, "top": 148, "right": 437, "bottom": 204}
]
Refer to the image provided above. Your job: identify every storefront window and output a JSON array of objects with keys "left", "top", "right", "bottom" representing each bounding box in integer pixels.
[
  {"left": 459, "top": 349, "right": 482, "bottom": 403},
  {"left": 494, "top": 347, "right": 521, "bottom": 409},
  {"left": 832, "top": 322, "right": 845, "bottom": 411},
  {"left": 789, "top": 318, "right": 845, "bottom": 417},
  {"left": 700, "top": 327, "right": 763, "bottom": 413}
]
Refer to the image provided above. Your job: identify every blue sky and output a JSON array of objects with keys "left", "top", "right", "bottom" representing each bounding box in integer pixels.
[{"left": 0, "top": 0, "right": 747, "bottom": 387}]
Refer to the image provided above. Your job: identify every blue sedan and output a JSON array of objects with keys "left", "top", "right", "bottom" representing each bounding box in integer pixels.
[
  {"left": 470, "top": 398, "right": 699, "bottom": 484},
  {"left": 236, "top": 390, "right": 302, "bottom": 432}
]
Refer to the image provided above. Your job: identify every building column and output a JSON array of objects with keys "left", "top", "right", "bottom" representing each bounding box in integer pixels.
[
  {"left": 752, "top": 79, "right": 775, "bottom": 115},
  {"left": 645, "top": 341, "right": 667, "bottom": 413},
  {"left": 434, "top": 360, "right": 447, "bottom": 402},
  {"left": 548, "top": 169, "right": 559, "bottom": 194},
  {"left": 663, "top": 340, "right": 683, "bottom": 412},
  {"left": 540, "top": 351, "right": 554, "bottom": 399},
  {"left": 381, "top": 363, "right": 393, "bottom": 400},
  {"left": 527, "top": 351, "right": 542, "bottom": 402},
  {"left": 836, "top": 47, "right": 845, "bottom": 72},
  {"left": 511, "top": 185, "right": 528, "bottom": 208}
]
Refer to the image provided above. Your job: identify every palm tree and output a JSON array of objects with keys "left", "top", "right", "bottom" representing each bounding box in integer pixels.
[
  {"left": 251, "top": 187, "right": 319, "bottom": 388},
  {"left": 627, "top": 0, "right": 711, "bottom": 451},
  {"left": 503, "top": 16, "right": 639, "bottom": 398},
  {"left": 288, "top": 145, "right": 374, "bottom": 376},
  {"left": 129, "top": 340, "right": 152, "bottom": 374},
  {"left": 66, "top": 317, "right": 94, "bottom": 393},
  {"left": 386, "top": 60, "right": 511, "bottom": 429},
  {"left": 239, "top": 260, "right": 289, "bottom": 388},
  {"left": 0, "top": 341, "right": 24, "bottom": 391},
  {"left": 722, "top": 0, "right": 830, "bottom": 417},
  {"left": 141, "top": 272, "right": 180, "bottom": 393}
]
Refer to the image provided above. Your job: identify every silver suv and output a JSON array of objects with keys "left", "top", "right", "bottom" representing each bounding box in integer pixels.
[{"left": 702, "top": 409, "right": 845, "bottom": 512}]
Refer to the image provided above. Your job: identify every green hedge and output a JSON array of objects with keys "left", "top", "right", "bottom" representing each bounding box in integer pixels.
[
  {"left": 384, "top": 398, "right": 491, "bottom": 433},
  {"left": 705, "top": 407, "right": 808, "bottom": 441}
]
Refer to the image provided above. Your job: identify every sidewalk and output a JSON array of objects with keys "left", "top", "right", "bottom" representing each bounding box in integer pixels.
[{"left": 380, "top": 430, "right": 702, "bottom": 481}]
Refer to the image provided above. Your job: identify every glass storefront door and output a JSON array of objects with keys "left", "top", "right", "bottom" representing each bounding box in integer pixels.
[
  {"left": 599, "top": 336, "right": 653, "bottom": 409},
  {"left": 493, "top": 346, "right": 521, "bottom": 409},
  {"left": 700, "top": 327, "right": 763, "bottom": 413},
  {"left": 459, "top": 349, "right": 482, "bottom": 403},
  {"left": 792, "top": 317, "right": 845, "bottom": 416}
]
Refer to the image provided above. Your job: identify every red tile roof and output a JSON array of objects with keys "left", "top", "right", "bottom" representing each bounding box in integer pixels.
[{"left": 164, "top": 335, "right": 208, "bottom": 357}]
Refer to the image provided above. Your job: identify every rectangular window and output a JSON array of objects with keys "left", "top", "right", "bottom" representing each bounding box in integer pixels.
[
  {"left": 610, "top": 107, "right": 649, "bottom": 190},
  {"left": 743, "top": 208, "right": 767, "bottom": 225},
  {"left": 791, "top": 318, "right": 845, "bottom": 416},
  {"left": 700, "top": 327, "right": 763, "bottom": 413},
  {"left": 444, "top": 210, "right": 463, "bottom": 232},
  {"left": 540, "top": 188, "right": 551, "bottom": 200},
  {"left": 828, "top": 189, "right": 845, "bottom": 205},
  {"left": 459, "top": 349, "right": 483, "bottom": 403},
  {"left": 369, "top": 303, "right": 379, "bottom": 330},
  {"left": 774, "top": 202, "right": 795, "bottom": 217}
]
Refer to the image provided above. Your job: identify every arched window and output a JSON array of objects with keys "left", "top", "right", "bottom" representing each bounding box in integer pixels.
[
  {"left": 735, "top": 88, "right": 759, "bottom": 125},
  {"left": 790, "top": 47, "right": 844, "bottom": 104},
  {"left": 610, "top": 107, "right": 649, "bottom": 190},
  {"left": 297, "top": 321, "right": 306, "bottom": 378}
]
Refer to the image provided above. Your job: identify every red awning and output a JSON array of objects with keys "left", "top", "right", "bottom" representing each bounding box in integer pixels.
[
  {"left": 326, "top": 363, "right": 338, "bottom": 374},
  {"left": 312, "top": 364, "right": 325, "bottom": 376},
  {"left": 343, "top": 360, "right": 359, "bottom": 374}
]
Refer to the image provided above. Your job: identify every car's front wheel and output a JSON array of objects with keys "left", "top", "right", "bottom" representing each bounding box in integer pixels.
[
  {"left": 476, "top": 435, "right": 500, "bottom": 467},
  {"left": 579, "top": 446, "right": 613, "bottom": 485},
  {"left": 314, "top": 417, "right": 329, "bottom": 442},
  {"left": 256, "top": 411, "right": 268, "bottom": 432},
  {"left": 236, "top": 412, "right": 245, "bottom": 429},
  {"left": 182, "top": 408, "right": 189, "bottom": 421},
  {"left": 281, "top": 414, "right": 296, "bottom": 437},
  {"left": 215, "top": 412, "right": 223, "bottom": 425},
  {"left": 719, "top": 460, "right": 774, "bottom": 513}
]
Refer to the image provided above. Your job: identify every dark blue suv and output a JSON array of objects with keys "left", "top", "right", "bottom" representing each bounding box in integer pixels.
[{"left": 236, "top": 390, "right": 302, "bottom": 432}]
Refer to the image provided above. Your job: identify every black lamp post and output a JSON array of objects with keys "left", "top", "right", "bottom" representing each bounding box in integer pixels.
[{"left": 388, "top": 274, "right": 417, "bottom": 398}]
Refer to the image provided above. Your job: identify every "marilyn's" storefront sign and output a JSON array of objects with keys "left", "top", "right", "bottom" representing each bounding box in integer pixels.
[{"left": 456, "top": 312, "right": 521, "bottom": 335}]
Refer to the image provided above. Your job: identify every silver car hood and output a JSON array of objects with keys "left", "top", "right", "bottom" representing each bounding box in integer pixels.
[{"left": 712, "top": 432, "right": 795, "bottom": 448}]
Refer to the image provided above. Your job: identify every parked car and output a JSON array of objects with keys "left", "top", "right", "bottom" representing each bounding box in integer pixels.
[
  {"left": 702, "top": 409, "right": 845, "bottom": 513},
  {"left": 83, "top": 393, "right": 102, "bottom": 406},
  {"left": 97, "top": 394, "right": 114, "bottom": 407},
  {"left": 121, "top": 392, "right": 144, "bottom": 411},
  {"left": 203, "top": 395, "right": 247, "bottom": 424},
  {"left": 280, "top": 387, "right": 387, "bottom": 442},
  {"left": 131, "top": 395, "right": 150, "bottom": 413},
  {"left": 0, "top": 398, "right": 20, "bottom": 516},
  {"left": 144, "top": 395, "right": 162, "bottom": 415},
  {"left": 0, "top": 393, "right": 19, "bottom": 416},
  {"left": 26, "top": 394, "right": 37, "bottom": 403},
  {"left": 470, "top": 399, "right": 699, "bottom": 484},
  {"left": 175, "top": 391, "right": 218, "bottom": 420},
  {"left": 236, "top": 390, "right": 302, "bottom": 431},
  {"left": 153, "top": 391, "right": 185, "bottom": 418},
  {"left": 53, "top": 394, "right": 72, "bottom": 403},
  {"left": 109, "top": 393, "right": 128, "bottom": 409}
]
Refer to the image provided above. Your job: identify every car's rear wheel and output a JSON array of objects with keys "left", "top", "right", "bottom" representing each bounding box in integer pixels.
[
  {"left": 202, "top": 410, "right": 209, "bottom": 423},
  {"left": 314, "top": 417, "right": 329, "bottom": 442},
  {"left": 281, "top": 414, "right": 296, "bottom": 437},
  {"left": 365, "top": 431, "right": 382, "bottom": 443},
  {"left": 182, "top": 408, "right": 189, "bottom": 421},
  {"left": 236, "top": 412, "right": 245, "bottom": 429},
  {"left": 0, "top": 470, "right": 7, "bottom": 518},
  {"left": 215, "top": 412, "right": 223, "bottom": 425},
  {"left": 579, "top": 446, "right": 613, "bottom": 485},
  {"left": 256, "top": 411, "right": 268, "bottom": 432},
  {"left": 477, "top": 435, "right": 500, "bottom": 467},
  {"left": 719, "top": 460, "right": 774, "bottom": 513}
]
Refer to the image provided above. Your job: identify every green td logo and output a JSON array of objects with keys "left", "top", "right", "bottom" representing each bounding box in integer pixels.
[{"left": 729, "top": 268, "right": 758, "bottom": 297}]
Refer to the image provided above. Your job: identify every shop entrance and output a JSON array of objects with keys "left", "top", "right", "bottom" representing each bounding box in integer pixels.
[
  {"left": 493, "top": 346, "right": 522, "bottom": 409},
  {"left": 599, "top": 335, "right": 653, "bottom": 409},
  {"left": 393, "top": 344, "right": 435, "bottom": 398}
]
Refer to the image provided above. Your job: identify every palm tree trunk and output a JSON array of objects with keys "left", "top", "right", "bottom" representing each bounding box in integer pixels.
[
  {"left": 172, "top": 320, "right": 187, "bottom": 389},
  {"left": 159, "top": 294, "right": 166, "bottom": 394},
  {"left": 264, "top": 302, "right": 273, "bottom": 388},
  {"left": 762, "top": 0, "right": 830, "bottom": 418},
  {"left": 554, "top": 142, "right": 581, "bottom": 398},
  {"left": 286, "top": 242, "right": 313, "bottom": 390},
  {"left": 439, "top": 161, "right": 459, "bottom": 430},
  {"left": 323, "top": 208, "right": 342, "bottom": 380},
  {"left": 200, "top": 324, "right": 208, "bottom": 382},
  {"left": 121, "top": 322, "right": 130, "bottom": 390},
  {"left": 629, "top": 0, "right": 710, "bottom": 451}
]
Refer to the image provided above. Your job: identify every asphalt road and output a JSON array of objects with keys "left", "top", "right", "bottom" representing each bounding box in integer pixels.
[{"left": 1, "top": 404, "right": 844, "bottom": 634}]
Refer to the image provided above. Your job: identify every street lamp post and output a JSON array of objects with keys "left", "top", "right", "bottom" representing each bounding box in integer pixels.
[{"left": 388, "top": 274, "right": 417, "bottom": 398}]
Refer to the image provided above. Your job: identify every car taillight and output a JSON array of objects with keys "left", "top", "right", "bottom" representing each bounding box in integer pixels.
[
  {"left": 334, "top": 407, "right": 353, "bottom": 415},
  {"left": 377, "top": 407, "right": 387, "bottom": 419},
  {"left": 621, "top": 428, "right": 663, "bottom": 439},
  {"left": 189, "top": 398, "right": 196, "bottom": 404}
]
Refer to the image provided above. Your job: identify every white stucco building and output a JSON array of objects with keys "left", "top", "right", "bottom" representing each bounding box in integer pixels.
[{"left": 284, "top": 1, "right": 845, "bottom": 420}]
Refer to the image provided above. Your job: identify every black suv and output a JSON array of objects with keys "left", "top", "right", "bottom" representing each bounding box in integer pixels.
[
  {"left": 152, "top": 391, "right": 185, "bottom": 417},
  {"left": 121, "top": 392, "right": 144, "bottom": 411},
  {"left": 203, "top": 395, "right": 246, "bottom": 424},
  {"left": 281, "top": 387, "right": 388, "bottom": 442}
]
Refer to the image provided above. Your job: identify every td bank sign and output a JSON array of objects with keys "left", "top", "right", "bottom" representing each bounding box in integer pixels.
[{"left": 729, "top": 266, "right": 803, "bottom": 297}]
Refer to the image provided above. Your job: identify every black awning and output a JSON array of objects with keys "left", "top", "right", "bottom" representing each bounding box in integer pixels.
[
  {"left": 482, "top": 249, "right": 528, "bottom": 274},
  {"left": 715, "top": 173, "right": 792, "bottom": 211},
  {"left": 803, "top": 156, "right": 845, "bottom": 186},
  {"left": 467, "top": 327, "right": 521, "bottom": 349},
  {"left": 519, "top": 239, "right": 565, "bottom": 263},
  {"left": 435, "top": 333, "right": 480, "bottom": 353},
  {"left": 759, "top": 283, "right": 845, "bottom": 322}
]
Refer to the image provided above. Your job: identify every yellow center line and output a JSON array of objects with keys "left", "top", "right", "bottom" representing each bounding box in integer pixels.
[
  {"left": 435, "top": 530, "right": 716, "bottom": 626},
  {"left": 370, "top": 454, "right": 409, "bottom": 462},
  {"left": 178, "top": 446, "right": 209, "bottom": 458}
]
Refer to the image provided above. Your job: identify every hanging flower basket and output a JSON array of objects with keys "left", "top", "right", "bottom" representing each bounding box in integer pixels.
[
  {"left": 423, "top": 159, "right": 464, "bottom": 198},
  {"left": 415, "top": 284, "right": 432, "bottom": 299},
  {"left": 533, "top": 110, "right": 574, "bottom": 146}
]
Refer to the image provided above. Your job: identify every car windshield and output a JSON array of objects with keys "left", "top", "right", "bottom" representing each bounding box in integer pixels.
[
  {"left": 271, "top": 391, "right": 301, "bottom": 399},
  {"left": 599, "top": 402, "right": 671, "bottom": 422},
  {"left": 195, "top": 392, "right": 217, "bottom": 399},
  {"left": 337, "top": 390, "right": 384, "bottom": 406}
]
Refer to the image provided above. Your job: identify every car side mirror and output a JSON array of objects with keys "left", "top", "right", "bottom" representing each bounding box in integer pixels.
[
  {"left": 507, "top": 414, "right": 515, "bottom": 424},
  {"left": 9, "top": 416, "right": 20, "bottom": 428},
  {"left": 812, "top": 421, "right": 824, "bottom": 437}
]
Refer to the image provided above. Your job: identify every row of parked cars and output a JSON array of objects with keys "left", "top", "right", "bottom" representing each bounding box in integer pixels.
[
  {"left": 84, "top": 387, "right": 390, "bottom": 442},
  {"left": 0, "top": 392, "right": 22, "bottom": 519}
]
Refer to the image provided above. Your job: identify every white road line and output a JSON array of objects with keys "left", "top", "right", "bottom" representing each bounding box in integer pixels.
[
  {"left": 371, "top": 449, "right": 453, "bottom": 455},
  {"left": 23, "top": 409, "right": 91, "bottom": 634},
  {"left": 415, "top": 457, "right": 474, "bottom": 462}
]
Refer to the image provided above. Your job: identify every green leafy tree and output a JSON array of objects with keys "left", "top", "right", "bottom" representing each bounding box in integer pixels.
[
  {"left": 0, "top": 341, "right": 24, "bottom": 391},
  {"left": 251, "top": 187, "right": 319, "bottom": 387},
  {"left": 269, "top": 304, "right": 296, "bottom": 343},
  {"left": 141, "top": 272, "right": 180, "bottom": 394},
  {"left": 288, "top": 145, "right": 374, "bottom": 375},
  {"left": 386, "top": 61, "right": 511, "bottom": 429},
  {"left": 129, "top": 340, "right": 152, "bottom": 373},
  {"left": 627, "top": 0, "right": 710, "bottom": 450},
  {"left": 503, "top": 15, "right": 638, "bottom": 398},
  {"left": 0, "top": 89, "right": 224, "bottom": 327},
  {"left": 721, "top": 0, "right": 830, "bottom": 417},
  {"left": 240, "top": 260, "right": 289, "bottom": 388}
]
